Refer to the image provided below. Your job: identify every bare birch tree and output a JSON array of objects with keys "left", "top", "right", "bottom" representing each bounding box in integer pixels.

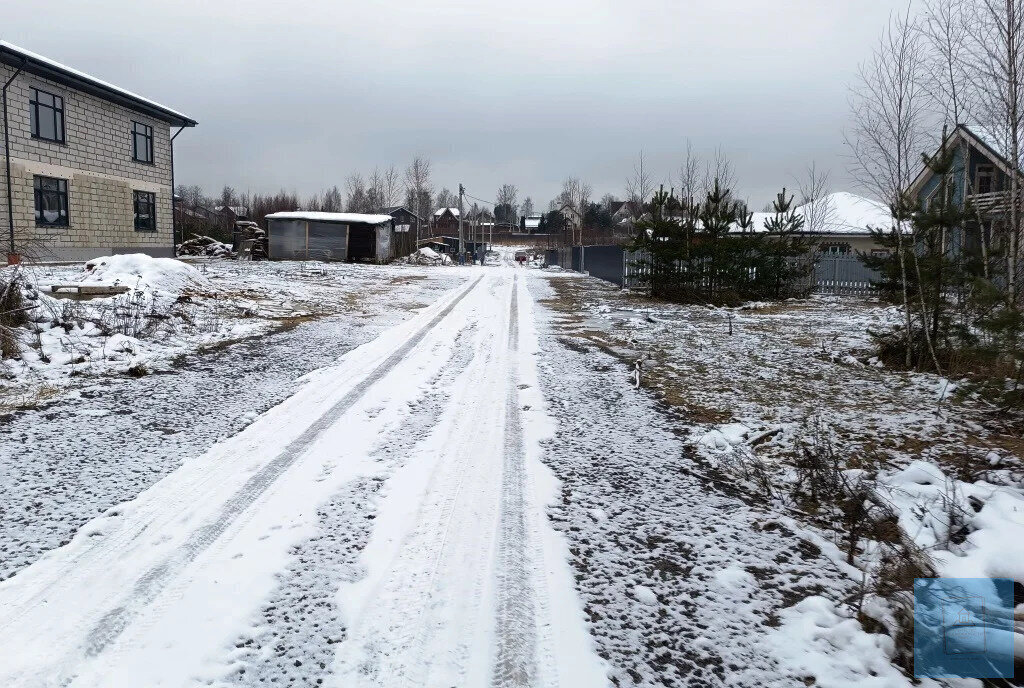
[
  {"left": 919, "top": 0, "right": 975, "bottom": 128},
  {"left": 495, "top": 184, "right": 519, "bottom": 227},
  {"left": 521, "top": 197, "right": 535, "bottom": 218},
  {"left": 846, "top": 8, "right": 929, "bottom": 367},
  {"left": 321, "top": 185, "right": 343, "bottom": 212},
  {"left": 676, "top": 141, "right": 701, "bottom": 205},
  {"left": 625, "top": 151, "right": 655, "bottom": 217},
  {"left": 702, "top": 147, "right": 737, "bottom": 199},
  {"left": 559, "top": 177, "right": 592, "bottom": 244},
  {"left": 966, "top": 0, "right": 1024, "bottom": 302},
  {"left": 345, "top": 173, "right": 370, "bottom": 212},
  {"left": 797, "top": 162, "right": 839, "bottom": 234},
  {"left": 380, "top": 165, "right": 401, "bottom": 208},
  {"left": 404, "top": 156, "right": 433, "bottom": 242}
]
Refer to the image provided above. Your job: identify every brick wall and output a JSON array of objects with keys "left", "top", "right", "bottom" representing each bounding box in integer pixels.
[{"left": 0, "top": 62, "right": 176, "bottom": 260}]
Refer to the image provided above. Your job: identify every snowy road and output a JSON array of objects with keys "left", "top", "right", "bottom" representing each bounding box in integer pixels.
[{"left": 0, "top": 266, "right": 607, "bottom": 687}]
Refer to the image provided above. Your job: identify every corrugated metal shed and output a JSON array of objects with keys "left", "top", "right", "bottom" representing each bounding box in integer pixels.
[{"left": 265, "top": 212, "right": 398, "bottom": 262}]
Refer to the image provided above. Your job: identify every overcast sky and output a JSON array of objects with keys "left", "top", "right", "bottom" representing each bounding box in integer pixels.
[{"left": 4, "top": 0, "right": 913, "bottom": 209}]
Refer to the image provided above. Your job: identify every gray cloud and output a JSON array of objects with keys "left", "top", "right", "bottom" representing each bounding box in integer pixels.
[{"left": 3, "top": 0, "right": 912, "bottom": 207}]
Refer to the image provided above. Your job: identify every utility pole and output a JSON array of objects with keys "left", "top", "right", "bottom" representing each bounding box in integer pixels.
[{"left": 458, "top": 183, "right": 465, "bottom": 264}]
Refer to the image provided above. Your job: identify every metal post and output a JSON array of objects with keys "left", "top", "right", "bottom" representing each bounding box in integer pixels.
[
  {"left": 169, "top": 126, "right": 185, "bottom": 253},
  {"left": 458, "top": 183, "right": 464, "bottom": 264},
  {"left": 3, "top": 60, "right": 25, "bottom": 259}
]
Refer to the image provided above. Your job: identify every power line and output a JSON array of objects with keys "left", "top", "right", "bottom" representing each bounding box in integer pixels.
[{"left": 463, "top": 192, "right": 495, "bottom": 207}]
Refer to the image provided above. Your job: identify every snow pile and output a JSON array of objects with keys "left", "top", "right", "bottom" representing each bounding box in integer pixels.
[
  {"left": 407, "top": 247, "right": 452, "bottom": 266},
  {"left": 879, "top": 459, "right": 1024, "bottom": 584},
  {"left": 76, "top": 254, "right": 211, "bottom": 296},
  {"left": 697, "top": 422, "right": 753, "bottom": 451},
  {"left": 176, "top": 236, "right": 234, "bottom": 258},
  {"left": 1, "top": 257, "right": 231, "bottom": 385},
  {"left": 769, "top": 596, "right": 913, "bottom": 688}
]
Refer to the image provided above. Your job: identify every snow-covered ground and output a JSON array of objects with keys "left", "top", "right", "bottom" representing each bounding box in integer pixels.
[
  {"left": 1, "top": 257, "right": 456, "bottom": 405},
  {"left": 1, "top": 252, "right": 1019, "bottom": 686},
  {"left": 0, "top": 259, "right": 608, "bottom": 687},
  {"left": 537, "top": 271, "right": 1024, "bottom": 685}
]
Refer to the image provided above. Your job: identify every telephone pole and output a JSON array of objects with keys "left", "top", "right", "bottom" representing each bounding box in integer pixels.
[{"left": 458, "top": 183, "right": 465, "bottom": 264}]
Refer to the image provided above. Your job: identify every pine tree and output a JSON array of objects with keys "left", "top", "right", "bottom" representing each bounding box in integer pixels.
[{"left": 762, "top": 188, "right": 814, "bottom": 298}]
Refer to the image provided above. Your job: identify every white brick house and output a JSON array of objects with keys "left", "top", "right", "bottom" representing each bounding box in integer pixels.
[{"left": 0, "top": 42, "right": 196, "bottom": 262}]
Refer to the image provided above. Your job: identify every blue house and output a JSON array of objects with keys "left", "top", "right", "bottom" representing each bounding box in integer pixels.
[{"left": 906, "top": 124, "right": 1018, "bottom": 261}]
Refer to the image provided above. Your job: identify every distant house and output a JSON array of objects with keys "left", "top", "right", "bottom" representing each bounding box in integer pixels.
[
  {"left": 743, "top": 192, "right": 896, "bottom": 256},
  {"left": 432, "top": 207, "right": 460, "bottom": 237},
  {"left": 906, "top": 123, "right": 1020, "bottom": 260},
  {"left": 378, "top": 206, "right": 419, "bottom": 256},
  {"left": 612, "top": 202, "right": 636, "bottom": 227},
  {"left": 559, "top": 203, "right": 582, "bottom": 229},
  {"left": 380, "top": 205, "right": 423, "bottom": 234},
  {"left": 264, "top": 211, "right": 398, "bottom": 262},
  {"left": 214, "top": 205, "right": 249, "bottom": 222},
  {"left": 0, "top": 41, "right": 197, "bottom": 261},
  {"left": 523, "top": 214, "right": 542, "bottom": 233}
]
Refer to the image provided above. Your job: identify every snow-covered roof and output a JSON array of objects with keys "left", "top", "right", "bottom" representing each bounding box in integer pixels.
[
  {"left": 434, "top": 207, "right": 459, "bottom": 217},
  {"left": 265, "top": 211, "right": 393, "bottom": 224},
  {"left": 0, "top": 41, "right": 196, "bottom": 127},
  {"left": 740, "top": 192, "right": 894, "bottom": 235},
  {"left": 524, "top": 217, "right": 541, "bottom": 229},
  {"left": 215, "top": 206, "right": 249, "bottom": 216}
]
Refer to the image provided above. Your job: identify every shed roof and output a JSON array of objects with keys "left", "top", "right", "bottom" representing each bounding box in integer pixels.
[
  {"left": 381, "top": 206, "right": 424, "bottom": 221},
  {"left": 0, "top": 41, "right": 197, "bottom": 127},
  {"left": 266, "top": 211, "right": 393, "bottom": 224}
]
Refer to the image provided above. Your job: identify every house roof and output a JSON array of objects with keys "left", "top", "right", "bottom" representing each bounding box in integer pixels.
[
  {"left": 214, "top": 205, "right": 249, "bottom": 216},
  {"left": 907, "top": 123, "right": 1021, "bottom": 198},
  {"left": 434, "top": 207, "right": 460, "bottom": 217},
  {"left": 266, "top": 211, "right": 393, "bottom": 224},
  {"left": 524, "top": 217, "right": 542, "bottom": 229},
  {"left": 738, "top": 192, "right": 896, "bottom": 235},
  {"left": 381, "top": 206, "right": 424, "bottom": 221},
  {"left": 0, "top": 41, "right": 197, "bottom": 128}
]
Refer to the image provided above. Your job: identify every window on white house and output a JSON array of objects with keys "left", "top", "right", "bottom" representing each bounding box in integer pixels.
[
  {"left": 133, "top": 191, "right": 156, "bottom": 231},
  {"left": 821, "top": 243, "right": 852, "bottom": 255},
  {"left": 34, "top": 176, "right": 69, "bottom": 227},
  {"left": 132, "top": 121, "right": 154, "bottom": 164},
  {"left": 30, "top": 88, "right": 65, "bottom": 143}
]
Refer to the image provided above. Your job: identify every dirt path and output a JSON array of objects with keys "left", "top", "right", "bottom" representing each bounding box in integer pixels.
[{"left": 0, "top": 267, "right": 604, "bottom": 688}]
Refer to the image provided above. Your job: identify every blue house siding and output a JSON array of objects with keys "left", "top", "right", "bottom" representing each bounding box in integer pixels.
[{"left": 910, "top": 125, "right": 1016, "bottom": 261}]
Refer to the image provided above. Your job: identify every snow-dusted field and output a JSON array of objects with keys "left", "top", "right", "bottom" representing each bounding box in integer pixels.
[{"left": 0, "top": 254, "right": 1020, "bottom": 687}]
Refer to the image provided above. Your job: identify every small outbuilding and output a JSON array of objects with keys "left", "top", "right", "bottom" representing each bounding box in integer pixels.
[{"left": 265, "top": 212, "right": 396, "bottom": 262}]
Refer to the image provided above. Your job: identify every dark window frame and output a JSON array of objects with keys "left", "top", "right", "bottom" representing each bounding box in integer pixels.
[
  {"left": 133, "top": 190, "right": 156, "bottom": 231},
  {"left": 976, "top": 164, "right": 995, "bottom": 195},
  {"left": 29, "top": 87, "right": 66, "bottom": 144},
  {"left": 132, "top": 121, "right": 154, "bottom": 164},
  {"left": 34, "top": 175, "right": 69, "bottom": 227}
]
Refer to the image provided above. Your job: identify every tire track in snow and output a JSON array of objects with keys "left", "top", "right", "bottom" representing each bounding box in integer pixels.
[
  {"left": 491, "top": 274, "right": 540, "bottom": 688},
  {"left": 336, "top": 321, "right": 502, "bottom": 687},
  {"left": 223, "top": 324, "right": 482, "bottom": 686},
  {"left": 81, "top": 275, "right": 486, "bottom": 658}
]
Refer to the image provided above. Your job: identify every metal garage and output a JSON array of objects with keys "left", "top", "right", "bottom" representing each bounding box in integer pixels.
[{"left": 264, "top": 212, "right": 395, "bottom": 262}]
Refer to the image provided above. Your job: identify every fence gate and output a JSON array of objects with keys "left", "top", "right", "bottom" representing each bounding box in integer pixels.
[{"left": 813, "top": 255, "right": 879, "bottom": 294}]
